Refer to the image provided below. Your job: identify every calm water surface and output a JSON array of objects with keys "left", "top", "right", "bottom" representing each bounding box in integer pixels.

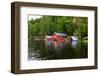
[{"left": 28, "top": 39, "right": 88, "bottom": 60}]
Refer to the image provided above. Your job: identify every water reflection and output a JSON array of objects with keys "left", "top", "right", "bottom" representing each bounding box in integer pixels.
[
  {"left": 28, "top": 39, "right": 88, "bottom": 60},
  {"left": 71, "top": 41, "right": 78, "bottom": 48}
]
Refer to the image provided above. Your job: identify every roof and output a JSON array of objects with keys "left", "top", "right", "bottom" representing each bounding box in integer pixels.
[
  {"left": 71, "top": 36, "right": 78, "bottom": 41},
  {"left": 54, "top": 32, "right": 67, "bottom": 36}
]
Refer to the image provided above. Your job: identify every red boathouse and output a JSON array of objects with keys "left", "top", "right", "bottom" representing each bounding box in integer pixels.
[{"left": 49, "top": 33, "right": 67, "bottom": 42}]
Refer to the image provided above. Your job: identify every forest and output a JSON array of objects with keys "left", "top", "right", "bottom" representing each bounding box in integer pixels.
[{"left": 28, "top": 15, "right": 88, "bottom": 41}]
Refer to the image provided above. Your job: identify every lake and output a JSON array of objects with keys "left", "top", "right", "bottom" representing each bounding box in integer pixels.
[{"left": 28, "top": 39, "right": 88, "bottom": 60}]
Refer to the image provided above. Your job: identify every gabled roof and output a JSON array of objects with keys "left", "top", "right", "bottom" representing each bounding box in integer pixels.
[
  {"left": 54, "top": 32, "right": 67, "bottom": 36},
  {"left": 71, "top": 36, "right": 78, "bottom": 40}
]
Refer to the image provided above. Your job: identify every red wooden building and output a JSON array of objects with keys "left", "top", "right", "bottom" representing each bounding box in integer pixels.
[{"left": 49, "top": 33, "right": 67, "bottom": 42}]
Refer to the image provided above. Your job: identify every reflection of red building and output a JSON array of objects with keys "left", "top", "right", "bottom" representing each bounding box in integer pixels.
[{"left": 49, "top": 33, "right": 67, "bottom": 42}]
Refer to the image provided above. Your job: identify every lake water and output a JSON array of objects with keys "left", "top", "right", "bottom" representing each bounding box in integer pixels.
[{"left": 28, "top": 39, "right": 88, "bottom": 60}]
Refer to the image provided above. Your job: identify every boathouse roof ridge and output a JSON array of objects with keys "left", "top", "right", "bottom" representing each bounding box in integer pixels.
[{"left": 54, "top": 32, "right": 67, "bottom": 36}]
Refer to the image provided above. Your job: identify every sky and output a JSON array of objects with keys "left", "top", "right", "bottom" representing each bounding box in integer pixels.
[{"left": 28, "top": 15, "right": 42, "bottom": 20}]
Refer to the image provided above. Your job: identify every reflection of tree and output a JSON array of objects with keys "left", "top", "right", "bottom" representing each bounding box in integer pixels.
[{"left": 28, "top": 40, "right": 88, "bottom": 60}]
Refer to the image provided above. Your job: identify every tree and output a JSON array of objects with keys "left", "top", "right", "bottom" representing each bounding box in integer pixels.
[{"left": 28, "top": 15, "right": 88, "bottom": 41}]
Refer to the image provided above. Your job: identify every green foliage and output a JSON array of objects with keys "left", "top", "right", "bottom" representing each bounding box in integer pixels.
[{"left": 28, "top": 15, "right": 88, "bottom": 40}]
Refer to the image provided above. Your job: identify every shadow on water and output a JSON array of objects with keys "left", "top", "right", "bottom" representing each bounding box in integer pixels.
[{"left": 28, "top": 39, "right": 88, "bottom": 60}]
